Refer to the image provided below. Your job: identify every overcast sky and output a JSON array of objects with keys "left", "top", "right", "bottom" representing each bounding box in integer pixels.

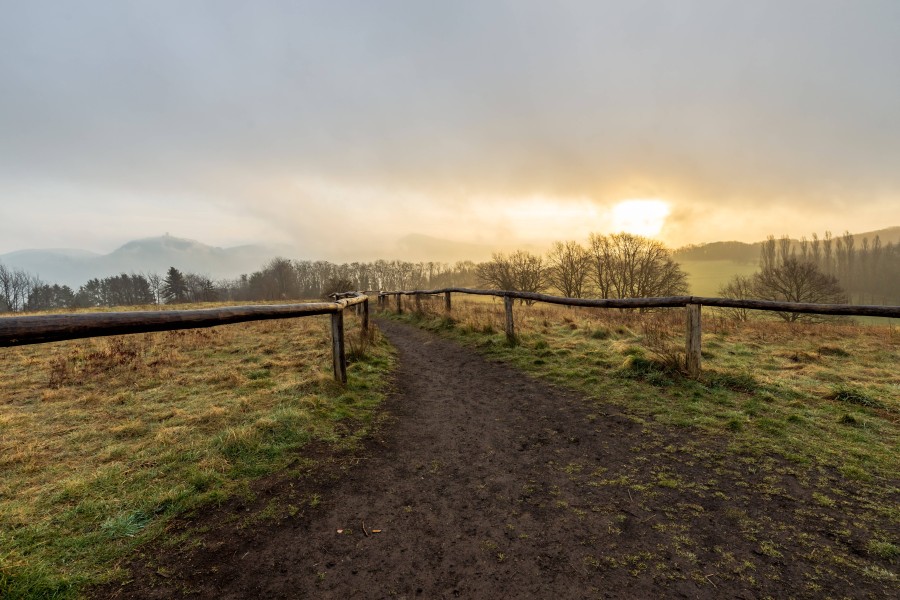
[{"left": 2, "top": 0, "right": 899, "bottom": 258}]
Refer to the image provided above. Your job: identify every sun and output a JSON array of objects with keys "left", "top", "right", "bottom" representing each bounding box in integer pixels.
[{"left": 611, "top": 199, "right": 670, "bottom": 237}]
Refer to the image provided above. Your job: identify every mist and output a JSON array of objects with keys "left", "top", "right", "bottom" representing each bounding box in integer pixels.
[{"left": 1, "top": 1, "right": 899, "bottom": 257}]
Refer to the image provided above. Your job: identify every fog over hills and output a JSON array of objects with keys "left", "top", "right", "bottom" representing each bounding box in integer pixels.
[
  {"left": 673, "top": 226, "right": 900, "bottom": 262},
  {"left": 0, "top": 235, "right": 290, "bottom": 288},
  {"left": 2, "top": 227, "right": 897, "bottom": 292}
]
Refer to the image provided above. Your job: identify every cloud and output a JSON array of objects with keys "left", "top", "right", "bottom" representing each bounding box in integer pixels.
[{"left": 1, "top": 1, "right": 899, "bottom": 255}]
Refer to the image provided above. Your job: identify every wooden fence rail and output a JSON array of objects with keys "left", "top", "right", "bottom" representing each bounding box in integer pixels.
[
  {"left": 0, "top": 294, "right": 370, "bottom": 384},
  {"left": 4, "top": 286, "right": 898, "bottom": 382},
  {"left": 377, "top": 287, "right": 900, "bottom": 378}
]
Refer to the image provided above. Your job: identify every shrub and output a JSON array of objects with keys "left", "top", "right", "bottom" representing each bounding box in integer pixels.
[
  {"left": 830, "top": 385, "right": 884, "bottom": 409},
  {"left": 818, "top": 345, "right": 851, "bottom": 358},
  {"left": 705, "top": 371, "right": 759, "bottom": 393},
  {"left": 620, "top": 355, "right": 674, "bottom": 386}
]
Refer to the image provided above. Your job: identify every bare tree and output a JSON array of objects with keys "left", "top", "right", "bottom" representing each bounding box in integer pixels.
[
  {"left": 476, "top": 251, "right": 548, "bottom": 301},
  {"left": 145, "top": 271, "right": 164, "bottom": 304},
  {"left": 587, "top": 233, "right": 615, "bottom": 298},
  {"left": 760, "top": 235, "right": 778, "bottom": 272},
  {"left": 0, "top": 263, "right": 38, "bottom": 312},
  {"left": 822, "top": 231, "right": 834, "bottom": 275},
  {"left": 547, "top": 241, "right": 590, "bottom": 298},
  {"left": 265, "top": 257, "right": 300, "bottom": 299},
  {"left": 476, "top": 253, "right": 517, "bottom": 290},
  {"left": 810, "top": 232, "right": 821, "bottom": 267},
  {"left": 589, "top": 233, "right": 688, "bottom": 299},
  {"left": 322, "top": 277, "right": 356, "bottom": 298},
  {"left": 842, "top": 230, "right": 855, "bottom": 293},
  {"left": 184, "top": 273, "right": 218, "bottom": 302},
  {"left": 718, "top": 275, "right": 755, "bottom": 322},
  {"left": 778, "top": 235, "right": 793, "bottom": 264},
  {"left": 753, "top": 257, "right": 846, "bottom": 322},
  {"left": 510, "top": 250, "right": 548, "bottom": 300}
]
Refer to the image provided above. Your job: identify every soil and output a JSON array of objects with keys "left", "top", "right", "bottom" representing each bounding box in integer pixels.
[{"left": 96, "top": 319, "right": 898, "bottom": 599}]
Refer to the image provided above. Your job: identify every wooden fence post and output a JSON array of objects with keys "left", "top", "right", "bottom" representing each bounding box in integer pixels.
[
  {"left": 685, "top": 303, "right": 701, "bottom": 378},
  {"left": 396, "top": 294, "right": 403, "bottom": 314},
  {"left": 331, "top": 309, "right": 347, "bottom": 384},
  {"left": 415, "top": 293, "right": 422, "bottom": 313},
  {"left": 444, "top": 291, "right": 452, "bottom": 314},
  {"left": 361, "top": 298, "right": 369, "bottom": 337},
  {"left": 504, "top": 296, "right": 516, "bottom": 344}
]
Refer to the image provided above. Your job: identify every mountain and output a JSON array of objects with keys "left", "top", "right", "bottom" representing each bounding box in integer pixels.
[{"left": 0, "top": 235, "right": 290, "bottom": 287}]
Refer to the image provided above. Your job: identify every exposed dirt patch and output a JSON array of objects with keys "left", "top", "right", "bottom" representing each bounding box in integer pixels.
[{"left": 96, "top": 320, "right": 898, "bottom": 599}]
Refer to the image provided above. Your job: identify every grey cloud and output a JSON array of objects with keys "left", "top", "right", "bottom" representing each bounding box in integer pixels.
[{"left": 1, "top": 0, "right": 899, "bottom": 251}]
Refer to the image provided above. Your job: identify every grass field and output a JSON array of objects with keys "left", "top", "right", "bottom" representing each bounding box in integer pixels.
[
  {"left": 0, "top": 303, "right": 393, "bottom": 598},
  {"left": 387, "top": 294, "right": 899, "bottom": 585},
  {"left": 678, "top": 259, "right": 759, "bottom": 296}
]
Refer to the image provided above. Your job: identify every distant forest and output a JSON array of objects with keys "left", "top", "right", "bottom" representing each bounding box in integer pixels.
[
  {"left": 2, "top": 230, "right": 900, "bottom": 312},
  {"left": 704, "top": 231, "right": 900, "bottom": 305},
  {"left": 0, "top": 259, "right": 481, "bottom": 312},
  {"left": 790, "top": 231, "right": 900, "bottom": 304}
]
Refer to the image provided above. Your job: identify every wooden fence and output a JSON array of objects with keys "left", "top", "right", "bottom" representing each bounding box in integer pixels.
[
  {"left": 4, "top": 287, "right": 898, "bottom": 381},
  {"left": 0, "top": 294, "right": 370, "bottom": 384},
  {"left": 376, "top": 287, "right": 900, "bottom": 378}
]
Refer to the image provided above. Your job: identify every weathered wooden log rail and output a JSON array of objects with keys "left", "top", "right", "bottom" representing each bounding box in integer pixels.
[
  {"left": 0, "top": 294, "right": 370, "bottom": 384},
  {"left": 376, "top": 287, "right": 900, "bottom": 378}
]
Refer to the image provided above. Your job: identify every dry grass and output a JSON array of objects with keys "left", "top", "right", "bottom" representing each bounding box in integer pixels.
[{"left": 0, "top": 302, "right": 392, "bottom": 598}]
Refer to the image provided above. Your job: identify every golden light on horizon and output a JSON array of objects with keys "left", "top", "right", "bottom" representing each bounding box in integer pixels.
[
  {"left": 611, "top": 199, "right": 670, "bottom": 238},
  {"left": 494, "top": 197, "right": 601, "bottom": 241}
]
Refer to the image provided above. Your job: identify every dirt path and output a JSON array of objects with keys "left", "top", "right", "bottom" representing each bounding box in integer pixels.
[{"left": 102, "top": 319, "right": 896, "bottom": 599}]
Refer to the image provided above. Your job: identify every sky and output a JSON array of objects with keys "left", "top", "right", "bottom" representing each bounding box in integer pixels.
[{"left": 1, "top": 0, "right": 899, "bottom": 260}]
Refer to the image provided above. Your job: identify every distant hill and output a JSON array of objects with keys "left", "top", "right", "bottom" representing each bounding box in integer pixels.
[
  {"left": 673, "top": 241, "right": 759, "bottom": 263},
  {"left": 0, "top": 235, "right": 290, "bottom": 287},
  {"left": 673, "top": 226, "right": 900, "bottom": 295},
  {"left": 847, "top": 226, "right": 900, "bottom": 246},
  {"left": 673, "top": 226, "right": 900, "bottom": 263}
]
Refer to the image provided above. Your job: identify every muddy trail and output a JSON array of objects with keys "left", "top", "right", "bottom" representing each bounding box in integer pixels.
[{"left": 100, "top": 319, "right": 896, "bottom": 599}]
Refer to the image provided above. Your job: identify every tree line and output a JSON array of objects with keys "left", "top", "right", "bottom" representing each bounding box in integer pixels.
[
  {"left": 717, "top": 231, "right": 900, "bottom": 322},
  {"left": 0, "top": 234, "right": 687, "bottom": 313},
  {"left": 4, "top": 228, "right": 898, "bottom": 314},
  {"left": 475, "top": 233, "right": 689, "bottom": 302},
  {"left": 0, "top": 260, "right": 483, "bottom": 312},
  {"left": 793, "top": 231, "right": 900, "bottom": 304},
  {"left": 0, "top": 266, "right": 221, "bottom": 312}
]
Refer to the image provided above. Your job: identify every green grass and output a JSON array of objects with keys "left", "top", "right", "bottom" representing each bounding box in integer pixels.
[
  {"left": 0, "top": 304, "right": 393, "bottom": 598},
  {"left": 678, "top": 259, "right": 759, "bottom": 296}
]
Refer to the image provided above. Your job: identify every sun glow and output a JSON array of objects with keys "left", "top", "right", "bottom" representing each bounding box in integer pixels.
[
  {"left": 611, "top": 199, "right": 671, "bottom": 237},
  {"left": 490, "top": 197, "right": 601, "bottom": 240}
]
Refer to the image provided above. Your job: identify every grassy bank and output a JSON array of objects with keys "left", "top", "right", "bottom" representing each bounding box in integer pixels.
[{"left": 0, "top": 303, "right": 393, "bottom": 598}]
